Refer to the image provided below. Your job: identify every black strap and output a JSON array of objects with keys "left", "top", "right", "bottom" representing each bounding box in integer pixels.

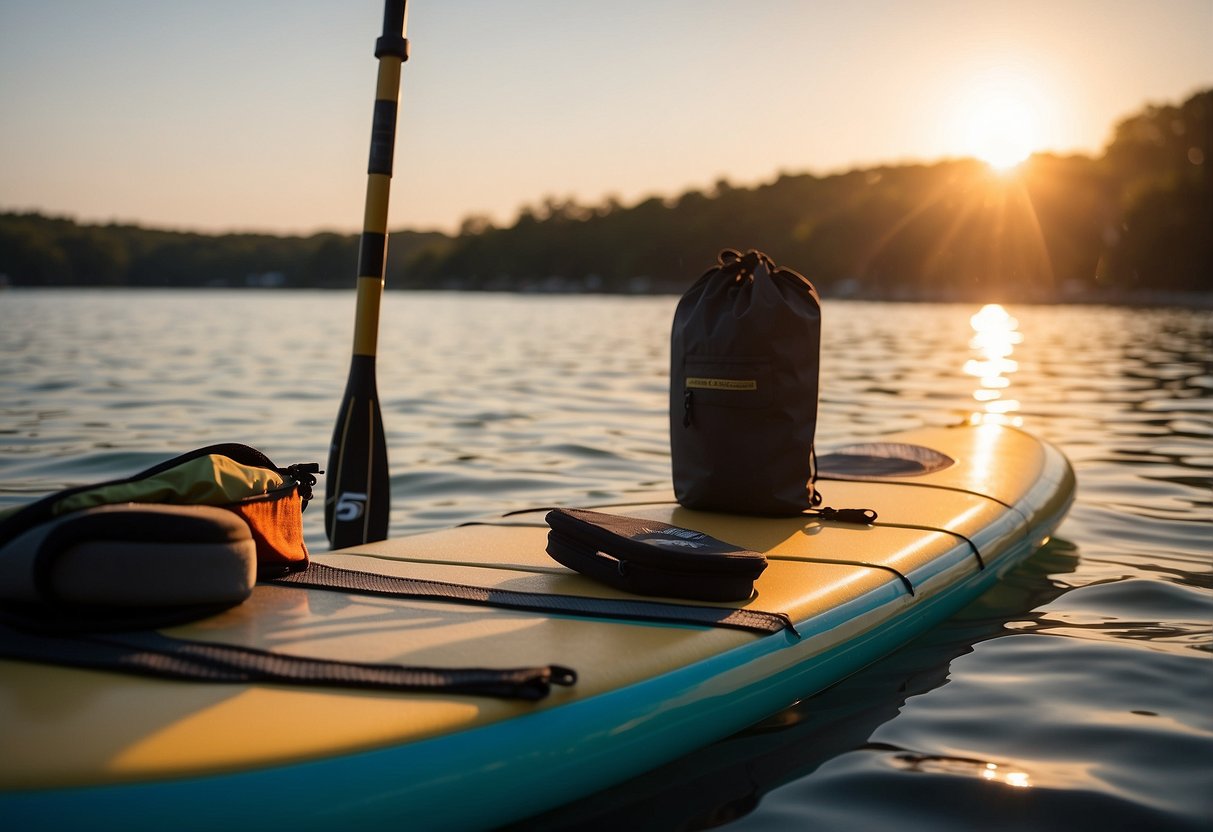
[
  {"left": 269, "top": 561, "right": 797, "bottom": 637},
  {"left": 0, "top": 555, "right": 797, "bottom": 702},
  {"left": 0, "top": 621, "right": 575, "bottom": 701}
]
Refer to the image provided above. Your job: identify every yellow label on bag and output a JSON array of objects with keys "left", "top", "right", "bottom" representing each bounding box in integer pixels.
[{"left": 686, "top": 377, "right": 758, "bottom": 391}]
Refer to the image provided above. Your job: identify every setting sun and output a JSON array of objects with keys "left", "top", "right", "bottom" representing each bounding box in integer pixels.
[
  {"left": 969, "top": 94, "right": 1038, "bottom": 170},
  {"left": 948, "top": 66, "right": 1051, "bottom": 172}
]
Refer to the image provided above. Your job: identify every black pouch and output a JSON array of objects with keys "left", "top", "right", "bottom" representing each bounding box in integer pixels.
[
  {"left": 545, "top": 508, "right": 767, "bottom": 602},
  {"left": 670, "top": 249, "right": 823, "bottom": 515}
]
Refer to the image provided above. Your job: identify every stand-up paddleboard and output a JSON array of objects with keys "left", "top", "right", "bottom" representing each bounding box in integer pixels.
[{"left": 0, "top": 423, "right": 1073, "bottom": 830}]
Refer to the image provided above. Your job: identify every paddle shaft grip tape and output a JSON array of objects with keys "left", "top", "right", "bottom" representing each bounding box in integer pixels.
[{"left": 352, "top": 2, "right": 408, "bottom": 358}]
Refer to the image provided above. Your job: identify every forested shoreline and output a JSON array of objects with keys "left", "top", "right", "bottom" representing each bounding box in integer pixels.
[{"left": 2, "top": 90, "right": 1208, "bottom": 302}]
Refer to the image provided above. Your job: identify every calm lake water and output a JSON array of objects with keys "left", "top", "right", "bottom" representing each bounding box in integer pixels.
[{"left": 1, "top": 290, "right": 1210, "bottom": 830}]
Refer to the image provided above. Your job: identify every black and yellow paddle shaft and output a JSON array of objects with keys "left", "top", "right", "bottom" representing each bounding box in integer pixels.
[{"left": 325, "top": 1, "right": 409, "bottom": 548}]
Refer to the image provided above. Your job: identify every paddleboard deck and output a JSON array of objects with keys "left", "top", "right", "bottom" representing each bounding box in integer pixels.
[{"left": 0, "top": 423, "right": 1074, "bottom": 830}]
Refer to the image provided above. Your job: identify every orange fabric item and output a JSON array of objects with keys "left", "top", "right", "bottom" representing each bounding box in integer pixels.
[{"left": 228, "top": 488, "right": 310, "bottom": 574}]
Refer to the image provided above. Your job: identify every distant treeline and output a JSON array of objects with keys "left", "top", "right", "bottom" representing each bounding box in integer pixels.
[{"left": 2, "top": 89, "right": 1209, "bottom": 300}]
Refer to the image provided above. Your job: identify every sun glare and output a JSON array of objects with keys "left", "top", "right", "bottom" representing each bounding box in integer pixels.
[
  {"left": 968, "top": 94, "right": 1038, "bottom": 171},
  {"left": 949, "top": 67, "right": 1049, "bottom": 173}
]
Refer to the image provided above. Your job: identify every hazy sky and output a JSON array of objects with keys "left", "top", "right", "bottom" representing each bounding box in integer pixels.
[{"left": 1, "top": 0, "right": 1210, "bottom": 235}]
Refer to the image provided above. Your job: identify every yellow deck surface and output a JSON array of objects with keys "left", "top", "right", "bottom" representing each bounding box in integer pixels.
[{"left": 0, "top": 425, "right": 1072, "bottom": 790}]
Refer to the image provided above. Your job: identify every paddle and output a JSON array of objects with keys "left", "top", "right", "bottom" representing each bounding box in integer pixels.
[{"left": 325, "top": 1, "right": 409, "bottom": 548}]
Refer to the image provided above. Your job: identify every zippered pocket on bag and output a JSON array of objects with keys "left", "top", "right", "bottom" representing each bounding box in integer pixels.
[{"left": 682, "top": 356, "right": 773, "bottom": 426}]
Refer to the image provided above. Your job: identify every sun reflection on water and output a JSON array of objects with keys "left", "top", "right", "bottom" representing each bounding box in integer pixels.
[
  {"left": 891, "top": 753, "right": 1036, "bottom": 790},
  {"left": 965, "top": 303, "right": 1023, "bottom": 426},
  {"left": 982, "top": 762, "right": 1032, "bottom": 788}
]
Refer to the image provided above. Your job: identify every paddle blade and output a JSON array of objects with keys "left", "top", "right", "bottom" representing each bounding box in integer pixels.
[{"left": 325, "top": 355, "right": 390, "bottom": 548}]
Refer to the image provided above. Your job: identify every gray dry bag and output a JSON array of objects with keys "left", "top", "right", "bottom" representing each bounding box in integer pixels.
[{"left": 670, "top": 249, "right": 822, "bottom": 515}]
